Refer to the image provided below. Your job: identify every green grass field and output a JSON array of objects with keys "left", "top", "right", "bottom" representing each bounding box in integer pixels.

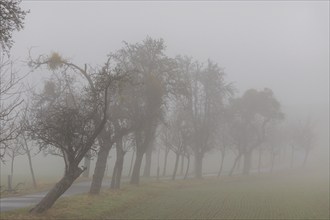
[{"left": 1, "top": 170, "right": 329, "bottom": 219}]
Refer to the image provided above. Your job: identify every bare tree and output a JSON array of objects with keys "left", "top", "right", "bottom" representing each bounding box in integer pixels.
[{"left": 27, "top": 52, "right": 122, "bottom": 213}]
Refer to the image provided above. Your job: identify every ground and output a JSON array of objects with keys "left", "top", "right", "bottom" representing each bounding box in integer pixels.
[{"left": 1, "top": 170, "right": 329, "bottom": 219}]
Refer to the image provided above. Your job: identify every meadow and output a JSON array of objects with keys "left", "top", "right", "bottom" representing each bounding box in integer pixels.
[{"left": 1, "top": 170, "right": 328, "bottom": 219}]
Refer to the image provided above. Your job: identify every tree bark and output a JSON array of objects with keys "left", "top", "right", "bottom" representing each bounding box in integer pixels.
[
  {"left": 156, "top": 149, "right": 160, "bottom": 181},
  {"left": 130, "top": 151, "right": 144, "bottom": 185},
  {"left": 229, "top": 154, "right": 241, "bottom": 176},
  {"left": 184, "top": 155, "right": 190, "bottom": 180},
  {"left": 130, "top": 126, "right": 156, "bottom": 185},
  {"left": 143, "top": 146, "right": 152, "bottom": 177},
  {"left": 89, "top": 142, "right": 112, "bottom": 194},
  {"left": 162, "top": 148, "right": 169, "bottom": 176},
  {"left": 111, "top": 138, "right": 125, "bottom": 189},
  {"left": 30, "top": 166, "right": 84, "bottom": 213},
  {"left": 26, "top": 150, "right": 37, "bottom": 189},
  {"left": 172, "top": 152, "right": 180, "bottom": 180},
  {"left": 128, "top": 149, "right": 135, "bottom": 177},
  {"left": 110, "top": 160, "right": 118, "bottom": 189},
  {"left": 217, "top": 150, "right": 225, "bottom": 178},
  {"left": 258, "top": 149, "right": 262, "bottom": 174},
  {"left": 10, "top": 156, "right": 14, "bottom": 185},
  {"left": 82, "top": 155, "right": 91, "bottom": 178},
  {"left": 114, "top": 153, "right": 124, "bottom": 189}
]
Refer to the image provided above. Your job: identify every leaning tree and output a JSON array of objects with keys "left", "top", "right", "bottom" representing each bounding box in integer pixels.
[{"left": 27, "top": 52, "right": 123, "bottom": 213}]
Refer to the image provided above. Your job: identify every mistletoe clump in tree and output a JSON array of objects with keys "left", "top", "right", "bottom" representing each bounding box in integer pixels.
[{"left": 27, "top": 52, "right": 124, "bottom": 213}]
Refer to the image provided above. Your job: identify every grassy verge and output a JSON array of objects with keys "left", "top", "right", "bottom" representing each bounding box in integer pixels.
[
  {"left": 1, "top": 171, "right": 329, "bottom": 219},
  {"left": 0, "top": 176, "right": 92, "bottom": 198},
  {"left": 0, "top": 179, "right": 204, "bottom": 219}
]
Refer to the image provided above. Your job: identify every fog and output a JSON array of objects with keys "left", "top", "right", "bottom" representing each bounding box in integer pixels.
[{"left": 0, "top": 1, "right": 328, "bottom": 218}]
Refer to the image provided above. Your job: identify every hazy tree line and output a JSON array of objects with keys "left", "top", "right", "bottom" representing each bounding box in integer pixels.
[{"left": 0, "top": 0, "right": 316, "bottom": 214}]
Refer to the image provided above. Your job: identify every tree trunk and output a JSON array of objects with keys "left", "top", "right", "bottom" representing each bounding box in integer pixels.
[
  {"left": 156, "top": 149, "right": 160, "bottom": 181},
  {"left": 110, "top": 160, "right": 118, "bottom": 189},
  {"left": 82, "top": 155, "right": 91, "bottom": 178},
  {"left": 130, "top": 151, "right": 144, "bottom": 185},
  {"left": 180, "top": 154, "right": 184, "bottom": 175},
  {"left": 172, "top": 153, "right": 180, "bottom": 180},
  {"left": 143, "top": 146, "right": 152, "bottom": 177},
  {"left": 114, "top": 152, "right": 124, "bottom": 189},
  {"left": 184, "top": 155, "right": 190, "bottom": 180},
  {"left": 258, "top": 149, "right": 262, "bottom": 174},
  {"left": 10, "top": 156, "right": 14, "bottom": 185},
  {"left": 162, "top": 148, "right": 169, "bottom": 176},
  {"left": 194, "top": 152, "right": 203, "bottom": 178},
  {"left": 217, "top": 151, "right": 225, "bottom": 178},
  {"left": 242, "top": 150, "right": 252, "bottom": 175},
  {"left": 89, "top": 143, "right": 112, "bottom": 194},
  {"left": 128, "top": 149, "right": 135, "bottom": 177},
  {"left": 229, "top": 154, "right": 241, "bottom": 176},
  {"left": 111, "top": 138, "right": 125, "bottom": 189},
  {"left": 30, "top": 167, "right": 84, "bottom": 213},
  {"left": 8, "top": 175, "right": 12, "bottom": 191},
  {"left": 27, "top": 150, "right": 37, "bottom": 189},
  {"left": 131, "top": 127, "right": 156, "bottom": 185}
]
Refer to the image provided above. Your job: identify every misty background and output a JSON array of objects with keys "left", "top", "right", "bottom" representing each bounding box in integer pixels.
[{"left": 1, "top": 1, "right": 328, "bottom": 181}]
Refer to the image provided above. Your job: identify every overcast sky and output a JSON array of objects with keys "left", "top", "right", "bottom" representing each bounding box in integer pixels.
[{"left": 11, "top": 1, "right": 329, "bottom": 112}]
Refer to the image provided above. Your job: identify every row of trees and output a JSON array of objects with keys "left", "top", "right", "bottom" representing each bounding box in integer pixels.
[
  {"left": 0, "top": 1, "right": 316, "bottom": 214},
  {"left": 1, "top": 37, "right": 316, "bottom": 213}
]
